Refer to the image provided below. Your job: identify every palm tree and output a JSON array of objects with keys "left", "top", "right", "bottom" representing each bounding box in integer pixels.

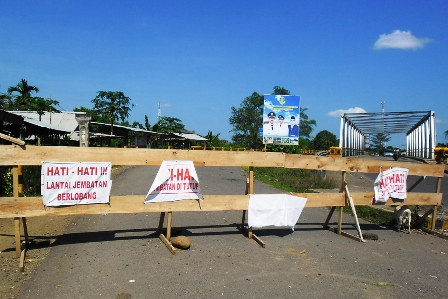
[
  {"left": 7, "top": 79, "right": 40, "bottom": 110},
  {"left": 30, "top": 97, "right": 60, "bottom": 121}
]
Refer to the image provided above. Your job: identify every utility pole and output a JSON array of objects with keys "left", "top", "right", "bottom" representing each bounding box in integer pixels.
[{"left": 158, "top": 102, "right": 161, "bottom": 122}]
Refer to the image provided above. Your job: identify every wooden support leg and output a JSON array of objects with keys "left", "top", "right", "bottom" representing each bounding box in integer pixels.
[
  {"left": 14, "top": 217, "right": 21, "bottom": 258},
  {"left": 338, "top": 207, "right": 343, "bottom": 235},
  {"left": 241, "top": 210, "right": 246, "bottom": 228},
  {"left": 431, "top": 206, "right": 438, "bottom": 231},
  {"left": 22, "top": 217, "right": 28, "bottom": 246},
  {"left": 323, "top": 206, "right": 336, "bottom": 229},
  {"left": 412, "top": 207, "right": 434, "bottom": 228},
  {"left": 157, "top": 212, "right": 165, "bottom": 235},
  {"left": 166, "top": 212, "right": 172, "bottom": 241},
  {"left": 246, "top": 226, "right": 265, "bottom": 248},
  {"left": 345, "top": 186, "right": 364, "bottom": 242},
  {"left": 158, "top": 212, "right": 176, "bottom": 254}
]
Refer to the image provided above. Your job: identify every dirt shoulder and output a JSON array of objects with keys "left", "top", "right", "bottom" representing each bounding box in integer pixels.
[
  {"left": 0, "top": 216, "right": 75, "bottom": 299},
  {"left": 0, "top": 165, "right": 129, "bottom": 299}
]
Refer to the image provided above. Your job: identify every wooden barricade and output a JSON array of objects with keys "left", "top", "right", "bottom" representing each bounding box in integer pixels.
[{"left": 0, "top": 145, "right": 444, "bottom": 261}]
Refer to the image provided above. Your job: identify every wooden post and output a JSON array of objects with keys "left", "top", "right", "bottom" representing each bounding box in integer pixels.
[
  {"left": 166, "top": 212, "right": 172, "bottom": 241},
  {"left": 248, "top": 167, "right": 254, "bottom": 239},
  {"left": 323, "top": 206, "right": 336, "bottom": 229},
  {"left": 338, "top": 171, "right": 346, "bottom": 234},
  {"left": 14, "top": 217, "right": 21, "bottom": 258},
  {"left": 338, "top": 207, "right": 343, "bottom": 235},
  {"left": 157, "top": 212, "right": 165, "bottom": 234},
  {"left": 22, "top": 217, "right": 28, "bottom": 246},
  {"left": 249, "top": 166, "right": 254, "bottom": 194},
  {"left": 18, "top": 165, "right": 23, "bottom": 196},
  {"left": 12, "top": 167, "right": 22, "bottom": 257},
  {"left": 431, "top": 177, "right": 443, "bottom": 230},
  {"left": 345, "top": 185, "right": 364, "bottom": 242}
]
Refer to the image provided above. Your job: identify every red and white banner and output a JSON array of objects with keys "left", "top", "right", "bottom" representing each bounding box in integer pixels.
[
  {"left": 145, "top": 160, "right": 202, "bottom": 203},
  {"left": 41, "top": 162, "right": 112, "bottom": 206},
  {"left": 374, "top": 167, "right": 408, "bottom": 203}
]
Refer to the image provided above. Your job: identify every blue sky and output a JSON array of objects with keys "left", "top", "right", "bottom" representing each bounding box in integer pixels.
[{"left": 1, "top": 0, "right": 447, "bottom": 147}]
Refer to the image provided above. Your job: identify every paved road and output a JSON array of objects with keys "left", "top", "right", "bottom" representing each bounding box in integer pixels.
[{"left": 19, "top": 166, "right": 448, "bottom": 299}]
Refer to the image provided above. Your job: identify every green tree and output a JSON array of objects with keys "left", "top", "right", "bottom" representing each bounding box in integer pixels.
[
  {"left": 273, "top": 85, "right": 290, "bottom": 95},
  {"left": 152, "top": 116, "right": 185, "bottom": 134},
  {"left": 204, "top": 130, "right": 223, "bottom": 147},
  {"left": 73, "top": 106, "right": 110, "bottom": 123},
  {"left": 92, "top": 91, "right": 134, "bottom": 135},
  {"left": 7, "top": 79, "right": 40, "bottom": 110},
  {"left": 0, "top": 92, "right": 12, "bottom": 109},
  {"left": 229, "top": 86, "right": 317, "bottom": 149},
  {"left": 29, "top": 97, "right": 60, "bottom": 121},
  {"left": 229, "top": 92, "right": 263, "bottom": 148},
  {"left": 310, "top": 130, "right": 338, "bottom": 150},
  {"left": 299, "top": 107, "right": 317, "bottom": 139},
  {"left": 144, "top": 115, "right": 151, "bottom": 130},
  {"left": 369, "top": 133, "right": 391, "bottom": 155}
]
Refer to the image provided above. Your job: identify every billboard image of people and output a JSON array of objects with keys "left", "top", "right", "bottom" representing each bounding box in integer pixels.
[{"left": 262, "top": 95, "right": 300, "bottom": 145}]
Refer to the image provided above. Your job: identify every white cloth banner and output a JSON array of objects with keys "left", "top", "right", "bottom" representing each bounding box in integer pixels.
[
  {"left": 41, "top": 162, "right": 112, "bottom": 206},
  {"left": 145, "top": 160, "right": 202, "bottom": 203},
  {"left": 374, "top": 167, "right": 408, "bottom": 203},
  {"left": 248, "top": 194, "right": 307, "bottom": 230}
]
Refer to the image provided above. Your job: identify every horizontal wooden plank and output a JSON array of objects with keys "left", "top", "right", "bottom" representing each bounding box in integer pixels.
[
  {"left": 0, "top": 192, "right": 441, "bottom": 218},
  {"left": 350, "top": 192, "right": 443, "bottom": 206},
  {"left": 0, "top": 145, "right": 444, "bottom": 177},
  {"left": 284, "top": 155, "right": 445, "bottom": 177},
  {"left": 0, "top": 145, "right": 285, "bottom": 167}
]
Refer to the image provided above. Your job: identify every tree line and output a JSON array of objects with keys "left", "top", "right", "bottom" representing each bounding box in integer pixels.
[{"left": 1, "top": 79, "right": 347, "bottom": 150}]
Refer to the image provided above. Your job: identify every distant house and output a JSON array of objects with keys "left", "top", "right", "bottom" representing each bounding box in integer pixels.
[
  {"left": 11, "top": 111, "right": 83, "bottom": 143},
  {"left": 0, "top": 109, "right": 71, "bottom": 145},
  {"left": 2, "top": 110, "right": 207, "bottom": 148}
]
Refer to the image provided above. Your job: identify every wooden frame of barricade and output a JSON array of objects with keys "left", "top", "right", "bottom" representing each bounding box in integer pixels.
[{"left": 0, "top": 145, "right": 444, "bottom": 264}]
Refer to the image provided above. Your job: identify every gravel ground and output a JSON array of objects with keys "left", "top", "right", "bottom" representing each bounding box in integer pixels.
[{"left": 1, "top": 166, "right": 447, "bottom": 299}]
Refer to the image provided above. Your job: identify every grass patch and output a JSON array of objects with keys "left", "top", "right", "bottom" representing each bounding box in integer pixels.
[
  {"left": 243, "top": 167, "right": 338, "bottom": 193},
  {"left": 343, "top": 206, "right": 395, "bottom": 226}
]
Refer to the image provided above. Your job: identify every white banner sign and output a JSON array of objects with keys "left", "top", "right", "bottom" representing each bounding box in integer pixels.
[
  {"left": 41, "top": 162, "right": 112, "bottom": 206},
  {"left": 374, "top": 167, "right": 408, "bottom": 203},
  {"left": 145, "top": 160, "right": 202, "bottom": 203},
  {"left": 248, "top": 194, "right": 307, "bottom": 230}
]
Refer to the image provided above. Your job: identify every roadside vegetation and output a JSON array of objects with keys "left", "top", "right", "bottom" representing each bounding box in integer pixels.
[{"left": 246, "top": 167, "right": 337, "bottom": 193}]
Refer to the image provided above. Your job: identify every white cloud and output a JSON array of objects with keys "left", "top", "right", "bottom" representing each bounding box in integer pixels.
[
  {"left": 328, "top": 107, "right": 367, "bottom": 118},
  {"left": 373, "top": 30, "right": 432, "bottom": 50}
]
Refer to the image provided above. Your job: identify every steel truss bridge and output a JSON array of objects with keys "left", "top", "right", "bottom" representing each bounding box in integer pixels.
[{"left": 339, "top": 111, "right": 436, "bottom": 158}]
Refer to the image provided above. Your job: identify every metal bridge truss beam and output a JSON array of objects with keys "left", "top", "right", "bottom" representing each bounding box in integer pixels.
[{"left": 339, "top": 111, "right": 435, "bottom": 159}]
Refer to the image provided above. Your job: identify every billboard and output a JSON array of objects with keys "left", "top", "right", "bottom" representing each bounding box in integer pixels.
[{"left": 262, "top": 95, "right": 300, "bottom": 145}]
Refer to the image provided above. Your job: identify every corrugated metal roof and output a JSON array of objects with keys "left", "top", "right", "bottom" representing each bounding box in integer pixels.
[
  {"left": 91, "top": 122, "right": 162, "bottom": 134},
  {"left": 172, "top": 133, "right": 207, "bottom": 141},
  {"left": 23, "top": 118, "right": 71, "bottom": 133}
]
